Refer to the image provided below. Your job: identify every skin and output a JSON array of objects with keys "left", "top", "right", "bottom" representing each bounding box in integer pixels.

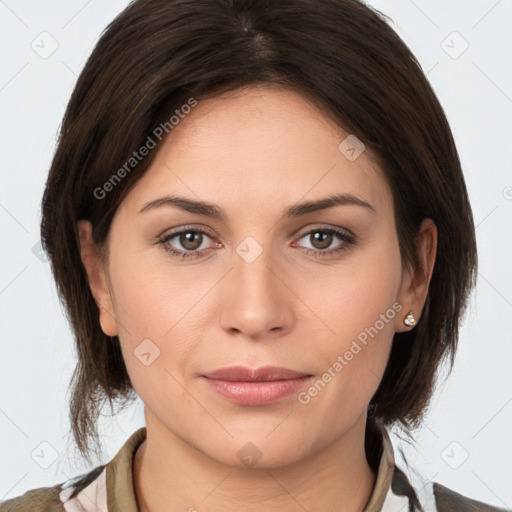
[{"left": 78, "top": 84, "right": 437, "bottom": 512}]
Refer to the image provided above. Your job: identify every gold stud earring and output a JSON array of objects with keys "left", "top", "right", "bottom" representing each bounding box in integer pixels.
[{"left": 404, "top": 311, "right": 416, "bottom": 327}]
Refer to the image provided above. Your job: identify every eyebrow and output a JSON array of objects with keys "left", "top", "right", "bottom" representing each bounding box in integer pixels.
[{"left": 138, "top": 193, "right": 377, "bottom": 219}]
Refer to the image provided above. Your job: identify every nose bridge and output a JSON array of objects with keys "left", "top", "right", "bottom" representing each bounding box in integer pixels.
[
  {"left": 218, "top": 233, "right": 293, "bottom": 338},
  {"left": 232, "top": 234, "right": 280, "bottom": 298}
]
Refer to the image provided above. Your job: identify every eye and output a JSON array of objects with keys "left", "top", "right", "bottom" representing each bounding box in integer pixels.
[
  {"left": 157, "top": 226, "right": 356, "bottom": 259},
  {"left": 293, "top": 227, "right": 356, "bottom": 258},
  {"left": 158, "top": 227, "right": 217, "bottom": 259}
]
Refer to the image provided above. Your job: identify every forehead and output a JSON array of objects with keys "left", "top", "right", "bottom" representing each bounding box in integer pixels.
[{"left": 120, "top": 85, "right": 392, "bottom": 220}]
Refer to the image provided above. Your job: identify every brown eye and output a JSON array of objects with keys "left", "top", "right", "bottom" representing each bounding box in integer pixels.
[
  {"left": 179, "top": 231, "right": 204, "bottom": 251},
  {"left": 309, "top": 231, "right": 333, "bottom": 250},
  {"left": 295, "top": 227, "right": 356, "bottom": 258},
  {"left": 159, "top": 227, "right": 216, "bottom": 259}
]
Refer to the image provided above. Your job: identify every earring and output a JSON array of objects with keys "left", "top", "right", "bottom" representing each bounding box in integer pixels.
[{"left": 404, "top": 310, "right": 416, "bottom": 327}]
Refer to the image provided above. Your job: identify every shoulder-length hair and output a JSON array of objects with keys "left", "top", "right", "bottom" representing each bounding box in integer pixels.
[{"left": 41, "top": 0, "right": 477, "bottom": 463}]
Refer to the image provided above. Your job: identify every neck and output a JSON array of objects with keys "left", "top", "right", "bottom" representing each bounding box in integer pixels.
[{"left": 133, "top": 411, "right": 378, "bottom": 512}]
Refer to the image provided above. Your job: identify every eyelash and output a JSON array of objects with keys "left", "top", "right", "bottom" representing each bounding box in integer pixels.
[{"left": 157, "top": 226, "right": 356, "bottom": 260}]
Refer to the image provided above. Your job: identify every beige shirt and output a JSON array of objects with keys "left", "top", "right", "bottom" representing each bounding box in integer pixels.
[{"left": 1, "top": 422, "right": 508, "bottom": 511}]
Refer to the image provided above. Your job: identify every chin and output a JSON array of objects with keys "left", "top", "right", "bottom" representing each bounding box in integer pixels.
[{"left": 201, "top": 436, "right": 308, "bottom": 470}]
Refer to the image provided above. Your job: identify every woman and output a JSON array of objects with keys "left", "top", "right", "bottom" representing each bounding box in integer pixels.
[{"left": 1, "top": 0, "right": 508, "bottom": 510}]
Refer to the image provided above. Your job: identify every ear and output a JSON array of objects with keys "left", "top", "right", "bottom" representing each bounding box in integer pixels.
[
  {"left": 395, "top": 218, "right": 437, "bottom": 333},
  {"left": 77, "top": 220, "right": 118, "bottom": 337}
]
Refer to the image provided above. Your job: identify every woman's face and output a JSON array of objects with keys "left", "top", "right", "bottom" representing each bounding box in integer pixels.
[{"left": 80, "top": 85, "right": 428, "bottom": 467}]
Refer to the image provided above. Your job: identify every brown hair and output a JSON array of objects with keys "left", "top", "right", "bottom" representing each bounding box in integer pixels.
[{"left": 41, "top": 0, "right": 477, "bottom": 463}]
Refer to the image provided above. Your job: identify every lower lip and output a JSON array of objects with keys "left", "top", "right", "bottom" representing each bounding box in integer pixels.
[{"left": 202, "top": 376, "right": 312, "bottom": 406}]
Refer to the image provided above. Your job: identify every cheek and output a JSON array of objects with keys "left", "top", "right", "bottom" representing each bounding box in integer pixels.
[
  {"left": 294, "top": 274, "right": 401, "bottom": 439},
  {"left": 105, "top": 244, "right": 201, "bottom": 390},
  {"left": 107, "top": 262, "right": 198, "bottom": 410},
  {"left": 107, "top": 238, "right": 198, "bottom": 339},
  {"left": 293, "top": 235, "right": 402, "bottom": 407},
  {"left": 299, "top": 238, "right": 402, "bottom": 344}
]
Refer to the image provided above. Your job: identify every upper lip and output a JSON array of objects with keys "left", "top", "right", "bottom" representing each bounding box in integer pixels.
[{"left": 202, "top": 365, "right": 311, "bottom": 382}]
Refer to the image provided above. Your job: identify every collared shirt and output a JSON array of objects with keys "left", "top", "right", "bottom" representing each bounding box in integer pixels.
[{"left": 1, "top": 423, "right": 508, "bottom": 511}]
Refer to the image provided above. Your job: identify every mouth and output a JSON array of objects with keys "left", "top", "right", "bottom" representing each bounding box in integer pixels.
[{"left": 201, "top": 365, "right": 313, "bottom": 406}]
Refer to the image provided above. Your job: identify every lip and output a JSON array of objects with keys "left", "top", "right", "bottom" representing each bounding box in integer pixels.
[{"left": 202, "top": 365, "right": 313, "bottom": 406}]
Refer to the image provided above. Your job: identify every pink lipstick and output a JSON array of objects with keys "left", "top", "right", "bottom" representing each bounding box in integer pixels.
[{"left": 202, "top": 365, "right": 313, "bottom": 406}]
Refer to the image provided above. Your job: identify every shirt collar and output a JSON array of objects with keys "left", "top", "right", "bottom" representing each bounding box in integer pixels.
[
  {"left": 61, "top": 422, "right": 434, "bottom": 512},
  {"left": 364, "top": 421, "right": 396, "bottom": 511},
  {"left": 106, "top": 426, "right": 146, "bottom": 512}
]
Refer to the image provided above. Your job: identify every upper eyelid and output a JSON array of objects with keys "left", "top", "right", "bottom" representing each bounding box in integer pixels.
[{"left": 161, "top": 223, "right": 353, "bottom": 235}]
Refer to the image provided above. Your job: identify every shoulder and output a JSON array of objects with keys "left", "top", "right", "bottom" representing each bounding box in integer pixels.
[
  {"left": 0, "top": 464, "right": 106, "bottom": 512},
  {"left": 433, "top": 481, "right": 510, "bottom": 512},
  {"left": 0, "top": 484, "right": 65, "bottom": 511}
]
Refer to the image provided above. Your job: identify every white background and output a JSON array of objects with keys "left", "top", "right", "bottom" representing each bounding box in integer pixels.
[{"left": 0, "top": 0, "right": 511, "bottom": 509}]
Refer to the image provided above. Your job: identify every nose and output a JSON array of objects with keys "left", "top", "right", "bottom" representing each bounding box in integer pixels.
[{"left": 218, "top": 238, "right": 294, "bottom": 342}]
